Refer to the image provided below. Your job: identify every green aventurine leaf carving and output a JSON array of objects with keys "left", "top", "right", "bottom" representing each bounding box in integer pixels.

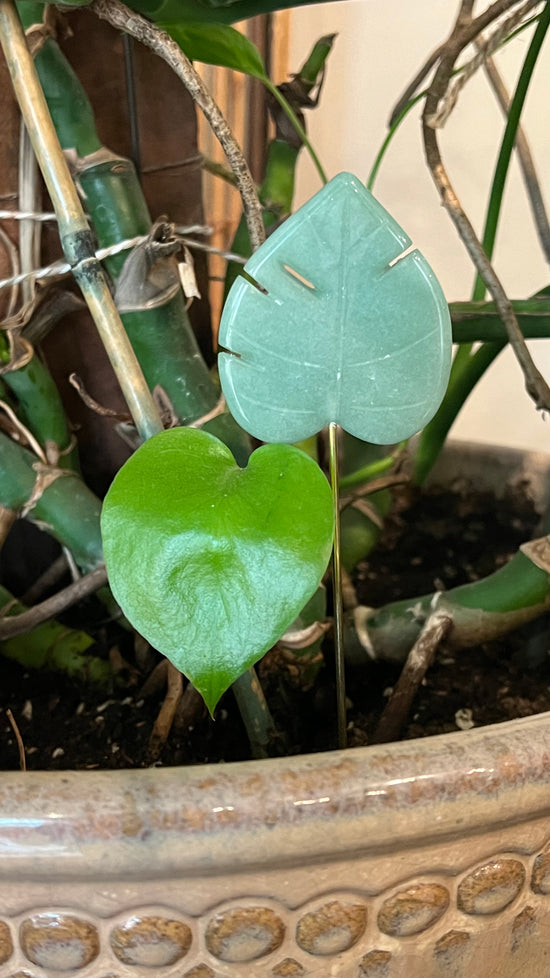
[
  {"left": 101, "top": 427, "right": 334, "bottom": 712},
  {"left": 219, "top": 172, "right": 452, "bottom": 445}
]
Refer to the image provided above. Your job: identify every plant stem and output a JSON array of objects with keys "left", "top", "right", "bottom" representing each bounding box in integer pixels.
[
  {"left": 0, "top": 585, "right": 113, "bottom": 686},
  {"left": 232, "top": 668, "right": 281, "bottom": 759},
  {"left": 0, "top": 0, "right": 163, "bottom": 442},
  {"left": 329, "top": 422, "right": 346, "bottom": 750},
  {"left": 472, "top": 2, "right": 550, "bottom": 301},
  {"left": 0, "top": 430, "right": 104, "bottom": 571},
  {"left": 413, "top": 343, "right": 503, "bottom": 485},
  {"left": 451, "top": 296, "right": 550, "bottom": 341},
  {"left": 90, "top": 0, "right": 265, "bottom": 253},
  {"left": 350, "top": 547, "right": 550, "bottom": 667},
  {"left": 263, "top": 79, "right": 327, "bottom": 186}
]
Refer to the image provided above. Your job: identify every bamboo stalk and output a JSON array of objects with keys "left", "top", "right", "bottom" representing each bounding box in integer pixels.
[{"left": 0, "top": 0, "right": 163, "bottom": 442}]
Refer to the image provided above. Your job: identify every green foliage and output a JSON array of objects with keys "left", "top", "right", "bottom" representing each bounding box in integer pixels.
[
  {"left": 101, "top": 427, "right": 334, "bottom": 713},
  {"left": 160, "top": 20, "right": 267, "bottom": 77}
]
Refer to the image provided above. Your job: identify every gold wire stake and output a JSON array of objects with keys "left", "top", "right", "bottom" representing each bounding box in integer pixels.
[{"left": 328, "top": 421, "right": 347, "bottom": 749}]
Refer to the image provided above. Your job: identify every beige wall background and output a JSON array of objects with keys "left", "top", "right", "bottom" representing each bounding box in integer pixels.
[{"left": 287, "top": 1, "right": 550, "bottom": 452}]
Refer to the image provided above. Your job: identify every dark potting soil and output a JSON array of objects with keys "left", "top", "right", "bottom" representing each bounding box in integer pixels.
[{"left": 0, "top": 480, "right": 548, "bottom": 770}]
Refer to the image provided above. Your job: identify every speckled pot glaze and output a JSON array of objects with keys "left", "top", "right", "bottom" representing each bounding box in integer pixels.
[{"left": 1, "top": 443, "right": 550, "bottom": 978}]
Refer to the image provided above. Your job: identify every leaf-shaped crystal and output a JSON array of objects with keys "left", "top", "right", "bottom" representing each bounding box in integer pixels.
[{"left": 219, "top": 172, "right": 452, "bottom": 444}]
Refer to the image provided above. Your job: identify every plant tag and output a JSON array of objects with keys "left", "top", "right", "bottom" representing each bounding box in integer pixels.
[
  {"left": 219, "top": 172, "right": 452, "bottom": 445},
  {"left": 178, "top": 246, "right": 201, "bottom": 299}
]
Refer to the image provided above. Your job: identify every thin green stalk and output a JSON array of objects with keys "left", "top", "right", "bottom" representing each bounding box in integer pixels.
[
  {"left": 339, "top": 443, "right": 406, "bottom": 491},
  {"left": 472, "top": 3, "right": 550, "bottom": 301},
  {"left": 413, "top": 343, "right": 503, "bottom": 485},
  {"left": 366, "top": 13, "right": 542, "bottom": 192},
  {"left": 0, "top": 586, "right": 113, "bottom": 686},
  {"left": 263, "top": 79, "right": 327, "bottom": 186},
  {"left": 414, "top": 10, "right": 550, "bottom": 484}
]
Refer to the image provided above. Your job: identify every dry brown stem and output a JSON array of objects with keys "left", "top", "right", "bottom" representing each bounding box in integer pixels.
[
  {"left": 147, "top": 662, "right": 183, "bottom": 761},
  {"left": 421, "top": 0, "right": 550, "bottom": 411},
  {"left": 0, "top": 565, "right": 108, "bottom": 638},
  {"left": 373, "top": 611, "right": 453, "bottom": 744},
  {"left": 89, "top": 0, "right": 265, "bottom": 252}
]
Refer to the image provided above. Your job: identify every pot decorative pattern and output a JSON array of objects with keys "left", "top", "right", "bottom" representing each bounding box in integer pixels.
[
  {"left": 0, "top": 848, "right": 550, "bottom": 976},
  {"left": 1, "top": 445, "right": 549, "bottom": 978}
]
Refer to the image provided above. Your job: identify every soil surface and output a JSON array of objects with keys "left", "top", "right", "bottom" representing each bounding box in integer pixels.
[{"left": 0, "top": 479, "right": 549, "bottom": 770}]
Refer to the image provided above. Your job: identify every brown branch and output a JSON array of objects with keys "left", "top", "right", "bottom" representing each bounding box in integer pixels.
[
  {"left": 6, "top": 708, "right": 26, "bottom": 771},
  {"left": 372, "top": 611, "right": 453, "bottom": 744},
  {"left": 421, "top": 0, "right": 550, "bottom": 411},
  {"left": 0, "top": 565, "right": 108, "bottom": 639},
  {"left": 89, "top": 0, "right": 265, "bottom": 253},
  {"left": 147, "top": 661, "right": 183, "bottom": 761}
]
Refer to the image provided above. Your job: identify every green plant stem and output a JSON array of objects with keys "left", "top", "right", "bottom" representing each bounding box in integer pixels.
[
  {"left": 339, "top": 443, "right": 405, "bottom": 491},
  {"left": 1, "top": 348, "right": 76, "bottom": 464},
  {"left": 1, "top": 0, "right": 163, "bottom": 442},
  {"left": 26, "top": 27, "right": 250, "bottom": 461},
  {"left": 350, "top": 549, "right": 550, "bottom": 666},
  {"left": 367, "top": 13, "right": 542, "bottom": 192},
  {"left": 413, "top": 11, "right": 550, "bottom": 485},
  {"left": 0, "top": 585, "right": 114, "bottom": 684},
  {"left": 0, "top": 430, "right": 103, "bottom": 571},
  {"left": 231, "top": 668, "right": 282, "bottom": 758},
  {"left": 451, "top": 296, "right": 550, "bottom": 341},
  {"left": 413, "top": 343, "right": 503, "bottom": 485}
]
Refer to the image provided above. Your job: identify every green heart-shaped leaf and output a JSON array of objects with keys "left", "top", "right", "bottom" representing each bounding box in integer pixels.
[
  {"left": 219, "top": 171, "right": 452, "bottom": 444},
  {"left": 101, "top": 427, "right": 333, "bottom": 712}
]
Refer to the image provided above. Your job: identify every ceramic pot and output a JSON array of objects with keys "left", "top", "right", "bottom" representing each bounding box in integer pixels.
[{"left": 0, "top": 442, "right": 549, "bottom": 978}]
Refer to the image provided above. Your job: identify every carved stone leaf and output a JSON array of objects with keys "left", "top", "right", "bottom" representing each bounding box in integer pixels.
[{"left": 219, "top": 172, "right": 452, "bottom": 444}]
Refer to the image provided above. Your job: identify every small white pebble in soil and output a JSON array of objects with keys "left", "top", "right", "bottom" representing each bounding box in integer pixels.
[
  {"left": 51, "top": 747, "right": 64, "bottom": 759},
  {"left": 111, "top": 744, "right": 120, "bottom": 754},
  {"left": 96, "top": 700, "right": 115, "bottom": 713},
  {"left": 383, "top": 687, "right": 393, "bottom": 698},
  {"left": 455, "top": 707, "right": 474, "bottom": 731},
  {"left": 121, "top": 697, "right": 133, "bottom": 706},
  {"left": 135, "top": 699, "right": 145, "bottom": 709},
  {"left": 21, "top": 700, "right": 32, "bottom": 721},
  {"left": 94, "top": 715, "right": 105, "bottom": 724},
  {"left": 76, "top": 702, "right": 85, "bottom": 715}
]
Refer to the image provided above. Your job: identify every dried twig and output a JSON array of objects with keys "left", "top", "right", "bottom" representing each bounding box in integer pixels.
[
  {"left": 373, "top": 610, "right": 452, "bottom": 744},
  {"left": 0, "top": 505, "right": 16, "bottom": 552},
  {"left": 172, "top": 681, "right": 206, "bottom": 733},
  {"left": 481, "top": 46, "right": 550, "bottom": 262},
  {"left": 89, "top": 0, "right": 265, "bottom": 253},
  {"left": 147, "top": 662, "right": 183, "bottom": 761},
  {"left": 422, "top": 0, "right": 550, "bottom": 412},
  {"left": 0, "top": 565, "right": 108, "bottom": 638},
  {"left": 6, "top": 708, "right": 26, "bottom": 770}
]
